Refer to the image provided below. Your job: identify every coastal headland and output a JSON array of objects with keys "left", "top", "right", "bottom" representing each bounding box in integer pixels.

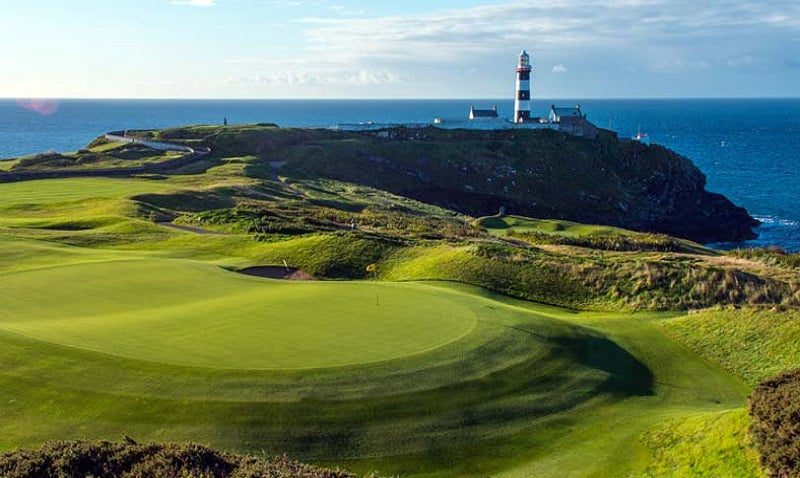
[
  {"left": 0, "top": 123, "right": 797, "bottom": 477},
  {"left": 1, "top": 124, "right": 758, "bottom": 243}
]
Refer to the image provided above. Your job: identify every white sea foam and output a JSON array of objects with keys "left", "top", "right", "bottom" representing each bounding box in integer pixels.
[{"left": 754, "top": 215, "right": 799, "bottom": 227}]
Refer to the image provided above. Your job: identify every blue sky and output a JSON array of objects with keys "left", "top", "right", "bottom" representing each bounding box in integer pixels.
[{"left": 1, "top": 0, "right": 798, "bottom": 99}]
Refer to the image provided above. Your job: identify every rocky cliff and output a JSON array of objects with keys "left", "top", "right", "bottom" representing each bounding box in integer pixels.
[
  {"left": 253, "top": 127, "right": 757, "bottom": 243},
  {"left": 149, "top": 125, "right": 760, "bottom": 243}
]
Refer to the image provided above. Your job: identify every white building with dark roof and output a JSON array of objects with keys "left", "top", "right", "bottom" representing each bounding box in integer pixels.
[
  {"left": 469, "top": 105, "right": 499, "bottom": 121},
  {"left": 549, "top": 104, "right": 598, "bottom": 139}
]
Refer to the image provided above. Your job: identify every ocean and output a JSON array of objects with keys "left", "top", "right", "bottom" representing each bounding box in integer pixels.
[{"left": 1, "top": 98, "right": 798, "bottom": 251}]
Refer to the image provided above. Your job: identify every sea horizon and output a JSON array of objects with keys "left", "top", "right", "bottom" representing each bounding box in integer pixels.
[{"left": 3, "top": 96, "right": 800, "bottom": 100}]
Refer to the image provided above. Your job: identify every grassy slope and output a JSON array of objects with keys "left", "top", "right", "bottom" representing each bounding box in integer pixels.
[
  {"left": 0, "top": 246, "right": 751, "bottom": 477},
  {"left": 0, "top": 159, "right": 19, "bottom": 171},
  {"left": 659, "top": 308, "right": 800, "bottom": 385},
  {"left": 0, "top": 153, "right": 785, "bottom": 476},
  {"left": 4, "top": 142, "right": 183, "bottom": 171},
  {"left": 638, "top": 409, "right": 765, "bottom": 478},
  {"left": 493, "top": 312, "right": 750, "bottom": 478},
  {"left": 477, "top": 215, "right": 711, "bottom": 254},
  {"left": 479, "top": 215, "right": 645, "bottom": 238},
  {"left": 651, "top": 306, "right": 800, "bottom": 477}
]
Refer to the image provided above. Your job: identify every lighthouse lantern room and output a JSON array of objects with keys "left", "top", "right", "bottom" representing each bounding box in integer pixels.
[{"left": 514, "top": 50, "right": 532, "bottom": 123}]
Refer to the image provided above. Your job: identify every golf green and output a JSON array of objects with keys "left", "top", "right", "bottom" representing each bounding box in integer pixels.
[{"left": 0, "top": 259, "right": 477, "bottom": 369}]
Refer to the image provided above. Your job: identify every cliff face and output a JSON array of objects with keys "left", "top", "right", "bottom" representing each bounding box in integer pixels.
[{"left": 204, "top": 126, "right": 758, "bottom": 243}]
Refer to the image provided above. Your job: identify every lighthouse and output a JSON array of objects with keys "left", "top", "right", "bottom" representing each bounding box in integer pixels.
[{"left": 514, "top": 50, "right": 532, "bottom": 123}]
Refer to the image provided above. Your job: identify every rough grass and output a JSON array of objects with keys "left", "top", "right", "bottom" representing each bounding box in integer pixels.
[
  {"left": 658, "top": 307, "right": 800, "bottom": 385},
  {"left": 478, "top": 215, "right": 708, "bottom": 255},
  {"left": 729, "top": 247, "right": 800, "bottom": 270},
  {"left": 378, "top": 243, "right": 796, "bottom": 311},
  {"left": 6, "top": 144, "right": 182, "bottom": 172},
  {"left": 639, "top": 409, "right": 765, "bottom": 478},
  {"left": 0, "top": 169, "right": 793, "bottom": 312}
]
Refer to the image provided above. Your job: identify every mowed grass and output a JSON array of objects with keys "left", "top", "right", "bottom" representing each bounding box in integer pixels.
[
  {"left": 0, "top": 259, "right": 476, "bottom": 369},
  {"left": 478, "top": 215, "right": 627, "bottom": 238},
  {"left": 0, "top": 176, "right": 766, "bottom": 477},
  {"left": 0, "top": 239, "right": 756, "bottom": 477},
  {"left": 0, "top": 178, "right": 174, "bottom": 208}
]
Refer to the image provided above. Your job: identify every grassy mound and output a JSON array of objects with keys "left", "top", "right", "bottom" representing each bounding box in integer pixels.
[
  {"left": 7, "top": 144, "right": 182, "bottom": 172},
  {"left": 478, "top": 215, "right": 709, "bottom": 254},
  {"left": 749, "top": 369, "right": 800, "bottom": 478},
  {"left": 729, "top": 247, "right": 800, "bottom": 270},
  {"left": 0, "top": 440, "right": 356, "bottom": 478},
  {"left": 379, "top": 243, "right": 796, "bottom": 310},
  {"left": 659, "top": 308, "right": 800, "bottom": 385},
  {"left": 0, "top": 175, "right": 794, "bottom": 313},
  {"left": 639, "top": 409, "right": 764, "bottom": 478}
]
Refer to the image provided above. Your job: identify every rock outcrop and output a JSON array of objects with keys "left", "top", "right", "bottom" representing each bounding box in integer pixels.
[{"left": 272, "top": 127, "right": 758, "bottom": 243}]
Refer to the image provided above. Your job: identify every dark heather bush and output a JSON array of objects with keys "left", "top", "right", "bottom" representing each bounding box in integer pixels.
[
  {"left": 749, "top": 369, "right": 800, "bottom": 478},
  {"left": 0, "top": 440, "right": 358, "bottom": 478}
]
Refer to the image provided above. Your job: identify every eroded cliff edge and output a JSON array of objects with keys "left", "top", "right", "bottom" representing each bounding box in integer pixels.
[{"left": 238, "top": 126, "right": 759, "bottom": 243}]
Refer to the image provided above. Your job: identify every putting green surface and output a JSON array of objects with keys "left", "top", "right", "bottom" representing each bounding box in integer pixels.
[
  {"left": 0, "top": 260, "right": 476, "bottom": 369},
  {"left": 478, "top": 215, "right": 626, "bottom": 237}
]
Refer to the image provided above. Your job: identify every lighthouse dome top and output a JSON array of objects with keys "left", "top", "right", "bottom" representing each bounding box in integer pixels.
[{"left": 518, "top": 50, "right": 531, "bottom": 68}]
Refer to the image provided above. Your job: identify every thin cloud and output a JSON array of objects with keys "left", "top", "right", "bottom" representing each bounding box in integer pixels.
[
  {"left": 227, "top": 69, "right": 408, "bottom": 87},
  {"left": 299, "top": 0, "right": 800, "bottom": 64},
  {"left": 171, "top": 0, "right": 217, "bottom": 6}
]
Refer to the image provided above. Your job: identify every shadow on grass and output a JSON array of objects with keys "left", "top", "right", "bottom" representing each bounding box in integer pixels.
[
  {"left": 133, "top": 191, "right": 236, "bottom": 213},
  {"left": 553, "top": 333, "right": 655, "bottom": 397}
]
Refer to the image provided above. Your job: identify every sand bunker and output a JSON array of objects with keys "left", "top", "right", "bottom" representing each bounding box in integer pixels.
[{"left": 237, "top": 266, "right": 316, "bottom": 281}]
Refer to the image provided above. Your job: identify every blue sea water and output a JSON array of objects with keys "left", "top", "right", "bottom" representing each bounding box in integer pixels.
[{"left": 1, "top": 98, "right": 798, "bottom": 251}]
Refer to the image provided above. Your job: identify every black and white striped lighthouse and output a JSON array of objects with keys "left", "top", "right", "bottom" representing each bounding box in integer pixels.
[{"left": 514, "top": 50, "right": 532, "bottom": 123}]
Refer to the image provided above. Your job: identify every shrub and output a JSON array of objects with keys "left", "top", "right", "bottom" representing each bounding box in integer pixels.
[
  {"left": 749, "top": 369, "right": 800, "bottom": 477},
  {"left": 0, "top": 440, "right": 359, "bottom": 478}
]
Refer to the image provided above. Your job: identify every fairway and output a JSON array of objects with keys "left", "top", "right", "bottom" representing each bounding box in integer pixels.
[
  {"left": 0, "top": 259, "right": 476, "bottom": 369},
  {"left": 0, "top": 178, "right": 174, "bottom": 208}
]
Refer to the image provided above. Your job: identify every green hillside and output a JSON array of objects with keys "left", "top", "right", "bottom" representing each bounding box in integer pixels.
[
  {"left": 0, "top": 240, "right": 753, "bottom": 477},
  {"left": 0, "top": 126, "right": 798, "bottom": 477},
  {"left": 477, "top": 215, "right": 711, "bottom": 254}
]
